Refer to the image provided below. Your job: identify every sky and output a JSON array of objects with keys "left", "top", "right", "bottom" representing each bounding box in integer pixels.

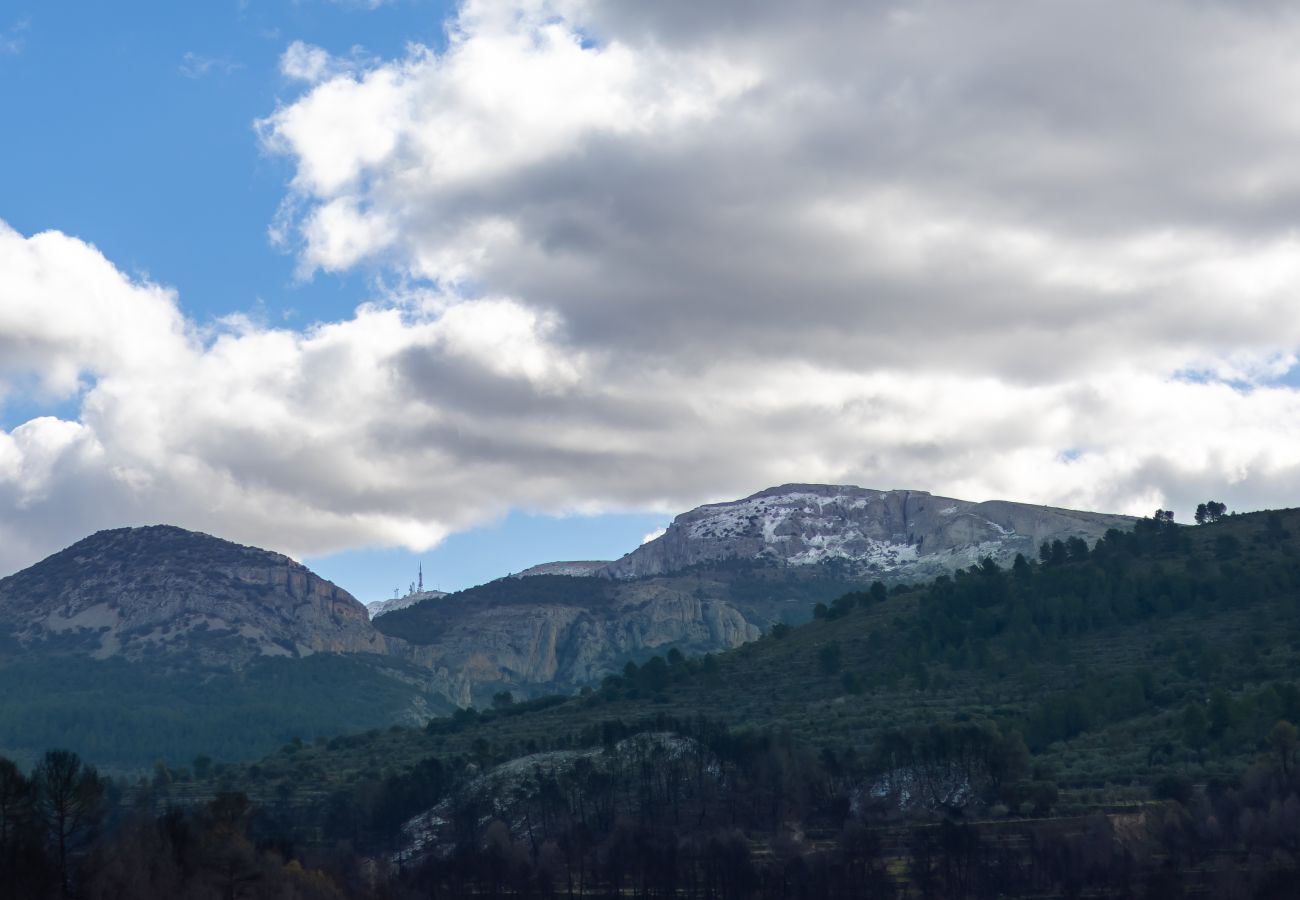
[{"left": 3, "top": 0, "right": 1300, "bottom": 599}]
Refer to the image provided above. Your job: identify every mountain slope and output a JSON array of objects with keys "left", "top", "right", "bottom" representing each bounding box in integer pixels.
[
  {"left": 373, "top": 574, "right": 759, "bottom": 707},
  {"left": 203, "top": 507, "right": 1300, "bottom": 900},
  {"left": 0, "top": 525, "right": 385, "bottom": 667},
  {"left": 0, "top": 526, "right": 453, "bottom": 768},
  {"left": 244, "top": 507, "right": 1300, "bottom": 805},
  {"left": 602, "top": 483, "right": 1133, "bottom": 578},
  {"left": 373, "top": 485, "right": 1136, "bottom": 706}
]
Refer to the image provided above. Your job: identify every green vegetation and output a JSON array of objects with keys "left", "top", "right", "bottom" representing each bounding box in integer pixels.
[
  {"left": 240, "top": 507, "right": 1300, "bottom": 804},
  {"left": 12, "top": 506, "right": 1300, "bottom": 896},
  {"left": 0, "top": 653, "right": 452, "bottom": 771},
  {"left": 373, "top": 574, "right": 615, "bottom": 645}
]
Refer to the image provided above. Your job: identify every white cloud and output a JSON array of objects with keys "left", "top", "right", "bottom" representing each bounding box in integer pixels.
[
  {"left": 641, "top": 527, "right": 666, "bottom": 545},
  {"left": 0, "top": 17, "right": 29, "bottom": 56},
  {"left": 256, "top": 0, "right": 1300, "bottom": 383},
  {"left": 280, "top": 41, "right": 334, "bottom": 82},
  {"left": 278, "top": 40, "right": 376, "bottom": 85},
  {"left": 178, "top": 52, "right": 244, "bottom": 79},
  {"left": 7, "top": 1, "right": 1300, "bottom": 573}
]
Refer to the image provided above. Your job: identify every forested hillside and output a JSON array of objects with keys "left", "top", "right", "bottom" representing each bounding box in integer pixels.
[
  {"left": 248, "top": 507, "right": 1300, "bottom": 795},
  {"left": 9, "top": 507, "right": 1300, "bottom": 897},
  {"left": 110, "top": 505, "right": 1299, "bottom": 896}
]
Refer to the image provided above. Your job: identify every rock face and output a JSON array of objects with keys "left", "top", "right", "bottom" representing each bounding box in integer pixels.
[
  {"left": 0, "top": 525, "right": 388, "bottom": 667},
  {"left": 601, "top": 484, "right": 1134, "bottom": 580},
  {"left": 374, "top": 575, "right": 759, "bottom": 707}
]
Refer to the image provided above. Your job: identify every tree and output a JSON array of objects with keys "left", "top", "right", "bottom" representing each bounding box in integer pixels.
[
  {"left": 1270, "top": 720, "right": 1298, "bottom": 777},
  {"left": 1012, "top": 553, "right": 1032, "bottom": 579},
  {"left": 0, "top": 757, "right": 35, "bottom": 899},
  {"left": 1181, "top": 704, "right": 1208, "bottom": 761},
  {"left": 492, "top": 691, "right": 515, "bottom": 710},
  {"left": 1066, "top": 537, "right": 1090, "bottom": 562},
  {"left": 1214, "top": 535, "right": 1241, "bottom": 561},
  {"left": 840, "top": 672, "right": 864, "bottom": 695},
  {"left": 641, "top": 655, "right": 671, "bottom": 693},
  {"left": 1039, "top": 540, "right": 1068, "bottom": 566},
  {"left": 818, "top": 643, "right": 842, "bottom": 676},
  {"left": 868, "top": 581, "right": 888, "bottom": 604},
  {"left": 1207, "top": 690, "right": 1233, "bottom": 739},
  {"left": 198, "top": 792, "right": 263, "bottom": 900},
  {"left": 1194, "top": 501, "right": 1227, "bottom": 524},
  {"left": 34, "top": 750, "right": 104, "bottom": 898},
  {"left": 1265, "top": 512, "right": 1289, "bottom": 544}
]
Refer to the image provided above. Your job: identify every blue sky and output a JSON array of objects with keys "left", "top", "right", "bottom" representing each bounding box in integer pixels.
[
  {"left": 4, "top": 0, "right": 1300, "bottom": 602},
  {"left": 0, "top": 1, "right": 667, "bottom": 598},
  {"left": 0, "top": 1, "right": 447, "bottom": 329}
]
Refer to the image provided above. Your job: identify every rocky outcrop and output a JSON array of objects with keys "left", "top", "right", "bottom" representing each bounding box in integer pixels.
[
  {"left": 374, "top": 575, "right": 759, "bottom": 707},
  {"left": 0, "top": 525, "right": 387, "bottom": 667},
  {"left": 601, "top": 484, "right": 1134, "bottom": 580}
]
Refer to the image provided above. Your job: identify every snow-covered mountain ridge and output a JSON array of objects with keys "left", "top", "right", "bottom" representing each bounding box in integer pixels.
[{"left": 601, "top": 484, "right": 1134, "bottom": 580}]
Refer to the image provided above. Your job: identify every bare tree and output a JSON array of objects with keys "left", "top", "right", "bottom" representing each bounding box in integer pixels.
[{"left": 34, "top": 750, "right": 103, "bottom": 898}]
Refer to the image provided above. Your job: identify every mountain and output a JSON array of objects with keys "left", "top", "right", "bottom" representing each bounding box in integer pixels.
[
  {"left": 601, "top": 484, "right": 1133, "bottom": 579},
  {"left": 367, "top": 590, "right": 447, "bottom": 620},
  {"left": 213, "top": 507, "right": 1300, "bottom": 899},
  {"left": 373, "top": 574, "right": 758, "bottom": 707},
  {"left": 0, "top": 487, "right": 1137, "bottom": 764},
  {"left": 0, "top": 525, "right": 386, "bottom": 667},
  {"left": 0, "top": 526, "right": 454, "bottom": 768},
  {"left": 373, "top": 484, "right": 1136, "bottom": 707}
]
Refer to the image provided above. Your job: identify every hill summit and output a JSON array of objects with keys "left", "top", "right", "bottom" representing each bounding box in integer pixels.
[
  {"left": 601, "top": 484, "right": 1134, "bottom": 579},
  {"left": 0, "top": 525, "right": 386, "bottom": 667}
]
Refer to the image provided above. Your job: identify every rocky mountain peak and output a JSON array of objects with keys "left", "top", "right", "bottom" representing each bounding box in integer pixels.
[
  {"left": 600, "top": 484, "right": 1134, "bottom": 579},
  {"left": 0, "top": 524, "right": 386, "bottom": 665}
]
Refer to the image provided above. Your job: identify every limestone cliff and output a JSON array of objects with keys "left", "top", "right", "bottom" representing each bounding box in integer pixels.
[{"left": 373, "top": 575, "right": 759, "bottom": 707}]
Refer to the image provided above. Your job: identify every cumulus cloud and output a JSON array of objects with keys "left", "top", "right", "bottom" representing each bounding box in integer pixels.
[
  {"left": 5, "top": 0, "right": 1300, "bottom": 573},
  {"left": 258, "top": 0, "right": 1300, "bottom": 382}
]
